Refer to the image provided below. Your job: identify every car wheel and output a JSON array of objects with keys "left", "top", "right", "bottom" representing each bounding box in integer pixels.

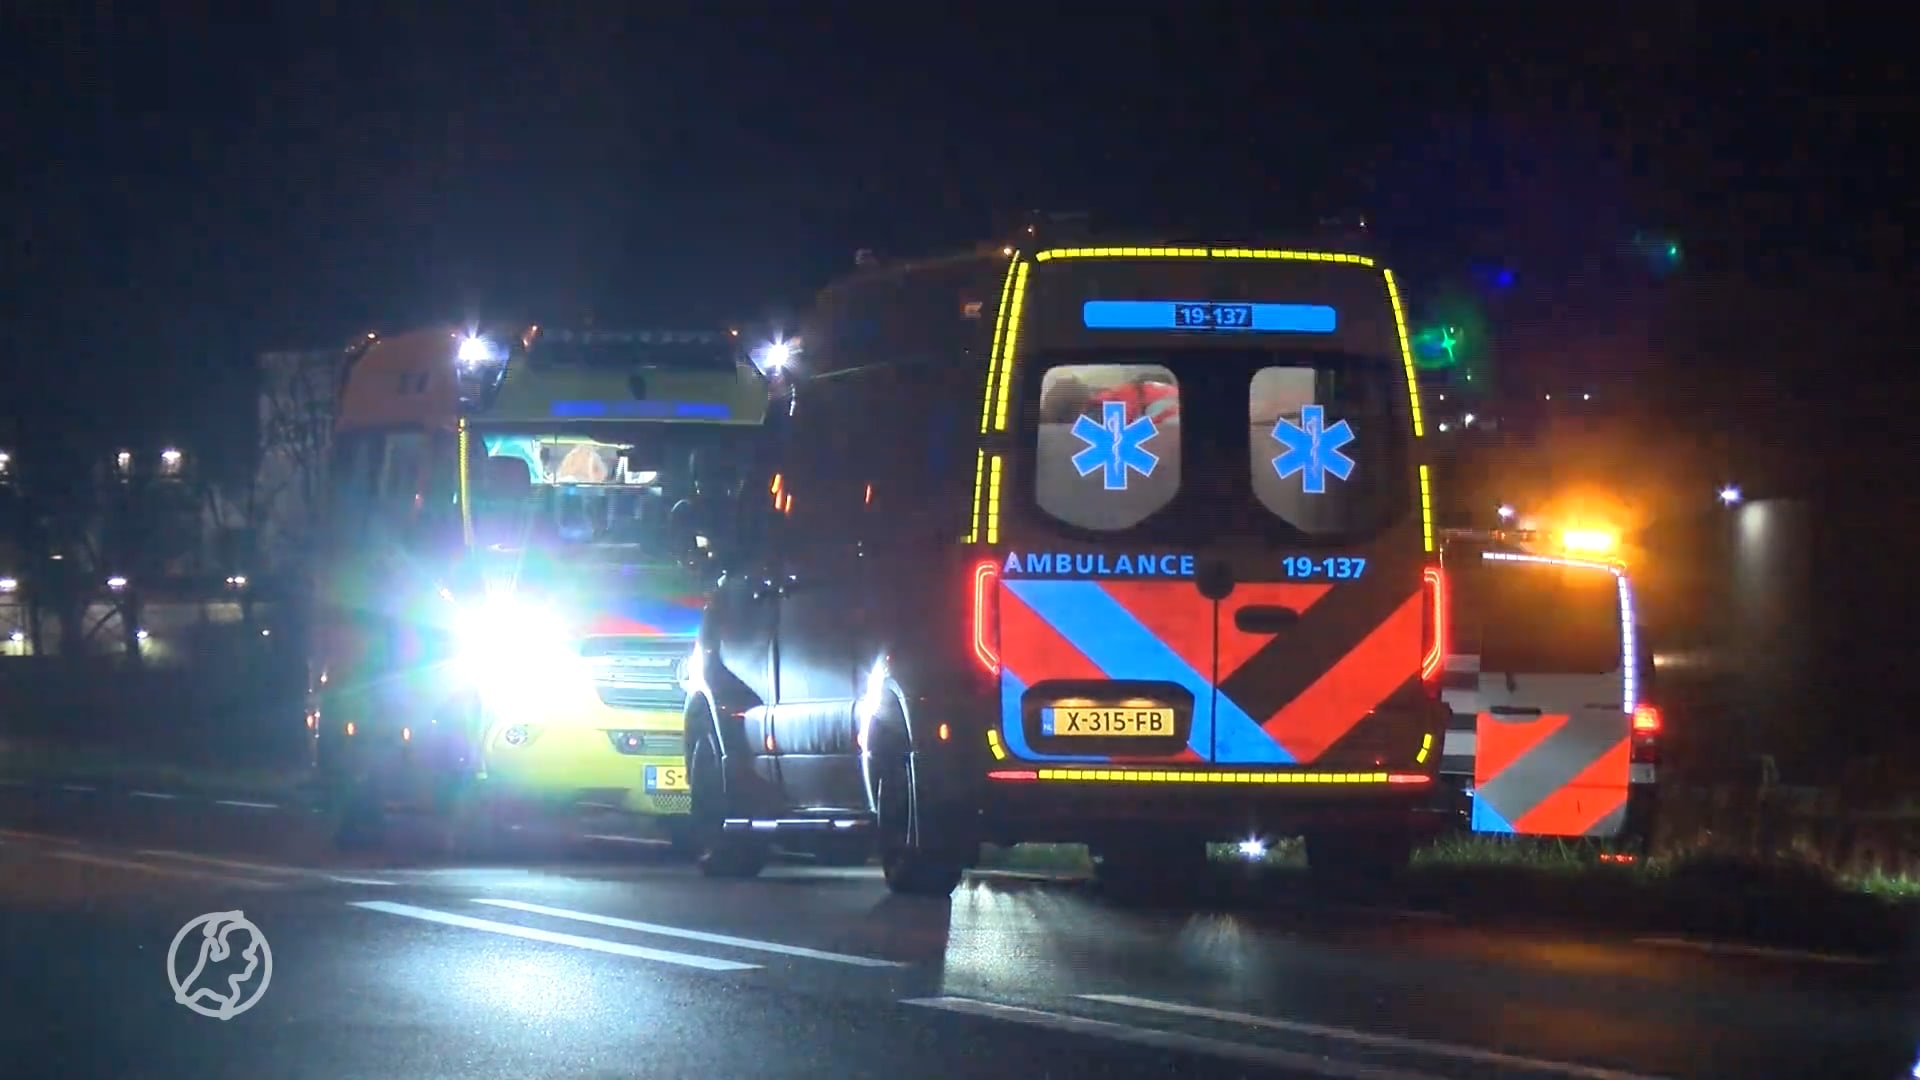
[
  {"left": 875, "top": 751, "right": 964, "bottom": 897},
  {"left": 688, "top": 726, "right": 768, "bottom": 879}
]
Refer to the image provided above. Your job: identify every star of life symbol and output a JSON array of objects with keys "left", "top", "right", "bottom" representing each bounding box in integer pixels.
[
  {"left": 1270, "top": 404, "right": 1356, "bottom": 494},
  {"left": 168, "top": 909, "right": 273, "bottom": 1021},
  {"left": 1071, "top": 400, "right": 1162, "bottom": 491}
]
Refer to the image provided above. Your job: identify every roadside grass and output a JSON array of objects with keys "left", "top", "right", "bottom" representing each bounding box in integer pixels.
[{"left": 0, "top": 740, "right": 310, "bottom": 803}]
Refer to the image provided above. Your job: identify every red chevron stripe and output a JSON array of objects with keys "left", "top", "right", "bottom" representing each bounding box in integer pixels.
[{"left": 1258, "top": 593, "right": 1422, "bottom": 763}]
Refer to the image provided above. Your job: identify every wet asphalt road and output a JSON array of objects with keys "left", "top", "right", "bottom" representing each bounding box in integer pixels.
[{"left": 0, "top": 781, "right": 1913, "bottom": 1080}]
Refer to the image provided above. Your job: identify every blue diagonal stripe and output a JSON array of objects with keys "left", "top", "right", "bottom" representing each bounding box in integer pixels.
[
  {"left": 1472, "top": 795, "right": 1517, "bottom": 834},
  {"left": 1003, "top": 580, "right": 1215, "bottom": 759},
  {"left": 1211, "top": 696, "right": 1294, "bottom": 764}
]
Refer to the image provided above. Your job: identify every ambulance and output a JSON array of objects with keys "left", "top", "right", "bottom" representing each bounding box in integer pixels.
[
  {"left": 682, "top": 238, "right": 1449, "bottom": 895},
  {"left": 316, "top": 324, "right": 766, "bottom": 847},
  {"left": 1437, "top": 528, "right": 1661, "bottom": 848}
]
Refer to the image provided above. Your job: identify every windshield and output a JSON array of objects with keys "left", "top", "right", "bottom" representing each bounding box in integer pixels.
[
  {"left": 526, "top": 329, "right": 736, "bottom": 373},
  {"left": 1022, "top": 349, "right": 1411, "bottom": 545},
  {"left": 1458, "top": 561, "right": 1625, "bottom": 674},
  {"left": 469, "top": 426, "right": 751, "bottom": 558}
]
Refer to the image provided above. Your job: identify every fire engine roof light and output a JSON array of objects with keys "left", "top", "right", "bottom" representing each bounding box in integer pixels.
[
  {"left": 760, "top": 341, "right": 791, "bottom": 371},
  {"left": 1718, "top": 485, "right": 1742, "bottom": 505}
]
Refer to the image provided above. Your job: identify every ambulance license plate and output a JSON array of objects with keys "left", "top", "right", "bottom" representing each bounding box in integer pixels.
[
  {"left": 1041, "top": 706, "right": 1175, "bottom": 737},
  {"left": 644, "top": 765, "right": 689, "bottom": 792}
]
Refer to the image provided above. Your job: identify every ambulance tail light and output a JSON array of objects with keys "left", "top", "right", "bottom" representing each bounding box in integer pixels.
[
  {"left": 1630, "top": 703, "right": 1662, "bottom": 765},
  {"left": 1420, "top": 566, "right": 1446, "bottom": 688},
  {"left": 971, "top": 559, "right": 1000, "bottom": 676}
]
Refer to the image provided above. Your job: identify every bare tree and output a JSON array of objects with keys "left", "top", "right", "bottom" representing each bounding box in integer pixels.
[{"left": 251, "top": 347, "right": 347, "bottom": 572}]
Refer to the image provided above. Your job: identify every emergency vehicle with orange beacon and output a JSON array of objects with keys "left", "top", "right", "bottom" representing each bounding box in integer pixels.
[
  {"left": 1437, "top": 526, "right": 1661, "bottom": 849},
  {"left": 682, "top": 236, "right": 1450, "bottom": 895}
]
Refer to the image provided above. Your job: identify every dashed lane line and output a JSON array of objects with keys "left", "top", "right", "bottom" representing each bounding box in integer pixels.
[
  {"left": 473, "top": 898, "right": 908, "bottom": 968},
  {"left": 349, "top": 900, "right": 760, "bottom": 971}
]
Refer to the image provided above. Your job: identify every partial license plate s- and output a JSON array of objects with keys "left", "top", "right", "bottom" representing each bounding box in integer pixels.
[
  {"left": 1041, "top": 706, "right": 1175, "bottom": 737},
  {"left": 644, "top": 764, "right": 689, "bottom": 792}
]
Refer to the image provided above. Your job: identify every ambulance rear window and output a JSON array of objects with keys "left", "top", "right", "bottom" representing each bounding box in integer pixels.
[
  {"left": 1022, "top": 350, "right": 1410, "bottom": 544},
  {"left": 1475, "top": 564, "right": 1623, "bottom": 675},
  {"left": 1034, "top": 363, "right": 1181, "bottom": 531}
]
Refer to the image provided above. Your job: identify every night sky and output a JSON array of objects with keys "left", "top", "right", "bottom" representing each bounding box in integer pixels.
[{"left": 4, "top": 7, "right": 1909, "bottom": 457}]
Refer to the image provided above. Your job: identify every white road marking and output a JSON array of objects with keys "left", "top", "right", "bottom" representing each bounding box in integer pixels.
[
  {"left": 473, "top": 898, "right": 907, "bottom": 967},
  {"left": 135, "top": 848, "right": 396, "bottom": 887},
  {"left": 350, "top": 901, "right": 759, "bottom": 971},
  {"left": 901, "top": 997, "right": 1443, "bottom": 1079},
  {"left": 1632, "top": 936, "right": 1885, "bottom": 966},
  {"left": 0, "top": 778, "right": 26, "bottom": 787},
  {"left": 48, "top": 850, "right": 279, "bottom": 889},
  {"left": 1082, "top": 994, "right": 1669, "bottom": 1080},
  {"left": 128, "top": 790, "right": 179, "bottom": 800},
  {"left": 213, "top": 799, "right": 279, "bottom": 810},
  {"left": 58, "top": 784, "right": 97, "bottom": 793},
  {"left": 581, "top": 834, "right": 669, "bottom": 846}
]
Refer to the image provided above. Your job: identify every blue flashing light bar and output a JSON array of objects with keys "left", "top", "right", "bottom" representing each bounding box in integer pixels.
[
  {"left": 1082, "top": 300, "right": 1337, "bottom": 334},
  {"left": 549, "top": 400, "right": 732, "bottom": 420}
]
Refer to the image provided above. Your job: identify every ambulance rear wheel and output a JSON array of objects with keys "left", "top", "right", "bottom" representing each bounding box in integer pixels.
[{"left": 688, "top": 728, "right": 768, "bottom": 879}]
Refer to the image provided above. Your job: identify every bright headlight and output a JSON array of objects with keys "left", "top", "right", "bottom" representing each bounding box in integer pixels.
[
  {"left": 458, "top": 335, "right": 506, "bottom": 365},
  {"left": 454, "top": 595, "right": 571, "bottom": 673}
]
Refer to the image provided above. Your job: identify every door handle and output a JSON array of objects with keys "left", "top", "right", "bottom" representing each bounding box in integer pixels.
[
  {"left": 1233, "top": 605, "right": 1300, "bottom": 634},
  {"left": 1488, "top": 706, "right": 1543, "bottom": 717}
]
